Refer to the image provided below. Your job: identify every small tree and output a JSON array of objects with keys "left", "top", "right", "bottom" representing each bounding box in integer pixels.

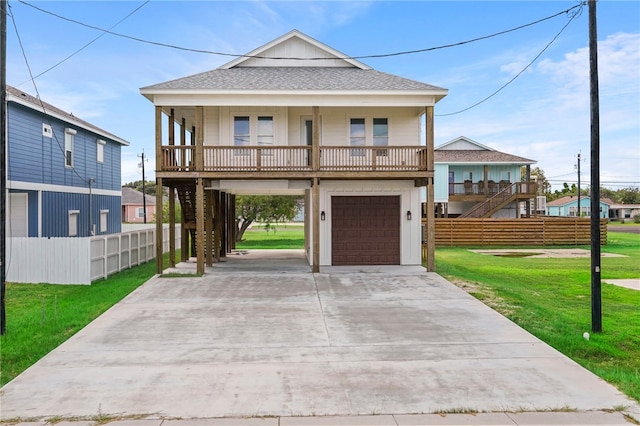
[{"left": 235, "top": 195, "right": 300, "bottom": 242}]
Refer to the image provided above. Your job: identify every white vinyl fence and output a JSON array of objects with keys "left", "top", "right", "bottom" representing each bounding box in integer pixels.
[{"left": 7, "top": 225, "right": 181, "bottom": 285}]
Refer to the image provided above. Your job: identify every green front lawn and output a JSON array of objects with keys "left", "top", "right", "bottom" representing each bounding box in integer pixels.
[
  {"left": 434, "top": 232, "right": 640, "bottom": 402},
  {"left": 236, "top": 224, "right": 304, "bottom": 249},
  {"left": 0, "top": 252, "right": 176, "bottom": 387}
]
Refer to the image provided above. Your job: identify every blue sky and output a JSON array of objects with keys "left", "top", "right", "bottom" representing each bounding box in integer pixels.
[{"left": 6, "top": 1, "right": 640, "bottom": 190}]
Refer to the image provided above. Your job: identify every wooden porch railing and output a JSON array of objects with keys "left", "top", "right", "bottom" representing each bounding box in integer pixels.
[
  {"left": 459, "top": 182, "right": 536, "bottom": 218},
  {"left": 160, "top": 145, "right": 428, "bottom": 172}
]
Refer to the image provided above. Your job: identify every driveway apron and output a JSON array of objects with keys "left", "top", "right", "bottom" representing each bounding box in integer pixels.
[{"left": 1, "top": 251, "right": 636, "bottom": 420}]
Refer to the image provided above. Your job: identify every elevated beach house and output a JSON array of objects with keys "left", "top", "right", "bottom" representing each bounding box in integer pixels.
[{"left": 140, "top": 30, "right": 447, "bottom": 273}]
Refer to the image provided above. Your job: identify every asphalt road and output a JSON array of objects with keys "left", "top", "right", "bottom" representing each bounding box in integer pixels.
[{"left": 608, "top": 225, "right": 640, "bottom": 234}]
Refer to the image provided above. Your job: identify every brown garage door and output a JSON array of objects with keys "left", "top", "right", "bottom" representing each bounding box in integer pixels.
[{"left": 331, "top": 196, "right": 400, "bottom": 265}]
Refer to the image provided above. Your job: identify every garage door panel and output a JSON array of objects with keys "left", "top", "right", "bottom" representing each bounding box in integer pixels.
[{"left": 331, "top": 195, "right": 400, "bottom": 266}]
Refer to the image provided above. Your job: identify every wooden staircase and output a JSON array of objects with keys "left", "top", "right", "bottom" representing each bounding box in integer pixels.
[{"left": 459, "top": 182, "right": 533, "bottom": 218}]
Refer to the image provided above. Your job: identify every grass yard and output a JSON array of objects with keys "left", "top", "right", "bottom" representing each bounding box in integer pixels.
[
  {"left": 236, "top": 223, "right": 304, "bottom": 249},
  {"left": 0, "top": 252, "right": 177, "bottom": 387},
  {"left": 434, "top": 232, "right": 640, "bottom": 402}
]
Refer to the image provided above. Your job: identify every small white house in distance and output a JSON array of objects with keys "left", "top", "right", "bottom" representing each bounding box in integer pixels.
[{"left": 608, "top": 203, "right": 640, "bottom": 221}]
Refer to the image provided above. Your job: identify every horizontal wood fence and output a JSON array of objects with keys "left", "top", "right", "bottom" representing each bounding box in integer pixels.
[
  {"left": 7, "top": 225, "right": 180, "bottom": 285},
  {"left": 428, "top": 217, "right": 607, "bottom": 247}
]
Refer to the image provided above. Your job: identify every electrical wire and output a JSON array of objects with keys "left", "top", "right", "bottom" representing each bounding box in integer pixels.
[
  {"left": 436, "top": 4, "right": 583, "bottom": 116},
  {"left": 9, "top": 3, "right": 90, "bottom": 184},
  {"left": 17, "top": 0, "right": 584, "bottom": 61},
  {"left": 15, "top": 0, "right": 150, "bottom": 87}
]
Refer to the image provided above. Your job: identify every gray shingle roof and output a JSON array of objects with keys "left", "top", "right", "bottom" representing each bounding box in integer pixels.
[
  {"left": 6, "top": 85, "right": 129, "bottom": 146},
  {"left": 121, "top": 187, "right": 156, "bottom": 206},
  {"left": 141, "top": 67, "right": 445, "bottom": 92},
  {"left": 434, "top": 150, "right": 536, "bottom": 165}
]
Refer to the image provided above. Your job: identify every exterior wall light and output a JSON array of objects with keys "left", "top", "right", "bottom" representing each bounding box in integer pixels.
[
  {"left": 321, "top": 211, "right": 326, "bottom": 221},
  {"left": 406, "top": 210, "right": 412, "bottom": 220}
]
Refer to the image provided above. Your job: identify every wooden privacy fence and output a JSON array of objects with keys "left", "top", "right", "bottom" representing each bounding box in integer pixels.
[
  {"left": 428, "top": 217, "right": 607, "bottom": 247},
  {"left": 7, "top": 225, "right": 180, "bottom": 285}
]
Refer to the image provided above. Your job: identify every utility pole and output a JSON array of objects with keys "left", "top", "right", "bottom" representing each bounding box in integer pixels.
[
  {"left": 1, "top": 0, "right": 8, "bottom": 336},
  {"left": 576, "top": 152, "right": 581, "bottom": 216},
  {"left": 589, "top": 0, "right": 602, "bottom": 333},
  {"left": 138, "top": 151, "right": 147, "bottom": 223}
]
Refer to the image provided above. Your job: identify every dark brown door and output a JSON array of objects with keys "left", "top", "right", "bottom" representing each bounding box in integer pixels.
[{"left": 331, "top": 196, "right": 400, "bottom": 265}]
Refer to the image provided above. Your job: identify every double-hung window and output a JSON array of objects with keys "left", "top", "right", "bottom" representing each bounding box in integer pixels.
[
  {"left": 234, "top": 116, "right": 250, "bottom": 155},
  {"left": 257, "top": 116, "right": 274, "bottom": 156},
  {"left": 233, "top": 115, "right": 274, "bottom": 156},
  {"left": 350, "top": 118, "right": 366, "bottom": 157},
  {"left": 373, "top": 118, "right": 388, "bottom": 156},
  {"left": 64, "top": 128, "right": 76, "bottom": 167}
]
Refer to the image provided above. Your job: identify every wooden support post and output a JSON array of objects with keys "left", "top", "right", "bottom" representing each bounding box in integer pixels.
[
  {"left": 168, "top": 185, "right": 176, "bottom": 267},
  {"left": 156, "top": 178, "right": 164, "bottom": 274},
  {"left": 169, "top": 108, "right": 175, "bottom": 146},
  {"left": 230, "top": 194, "right": 236, "bottom": 250},
  {"left": 220, "top": 192, "right": 227, "bottom": 257},
  {"left": 425, "top": 106, "right": 435, "bottom": 272},
  {"left": 154, "top": 106, "right": 164, "bottom": 274},
  {"left": 180, "top": 117, "right": 186, "bottom": 146},
  {"left": 181, "top": 220, "right": 189, "bottom": 262},
  {"left": 205, "top": 188, "right": 213, "bottom": 267},
  {"left": 312, "top": 106, "right": 320, "bottom": 171},
  {"left": 196, "top": 178, "right": 205, "bottom": 275},
  {"left": 195, "top": 106, "right": 204, "bottom": 171},
  {"left": 483, "top": 165, "right": 489, "bottom": 196},
  {"left": 214, "top": 190, "right": 221, "bottom": 263},
  {"left": 312, "top": 177, "right": 320, "bottom": 273}
]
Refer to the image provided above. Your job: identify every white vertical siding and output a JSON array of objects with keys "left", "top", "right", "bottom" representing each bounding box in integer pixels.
[{"left": 7, "top": 225, "right": 181, "bottom": 285}]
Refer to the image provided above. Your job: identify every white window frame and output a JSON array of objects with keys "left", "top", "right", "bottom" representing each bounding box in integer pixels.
[
  {"left": 68, "top": 210, "right": 80, "bottom": 237},
  {"left": 349, "top": 118, "right": 366, "bottom": 157},
  {"left": 233, "top": 114, "right": 275, "bottom": 156},
  {"left": 372, "top": 117, "right": 389, "bottom": 156},
  {"left": 136, "top": 207, "right": 145, "bottom": 218},
  {"left": 100, "top": 209, "right": 109, "bottom": 233},
  {"left": 42, "top": 123, "right": 53, "bottom": 138},
  {"left": 64, "top": 128, "right": 77, "bottom": 168},
  {"left": 97, "top": 139, "right": 106, "bottom": 163}
]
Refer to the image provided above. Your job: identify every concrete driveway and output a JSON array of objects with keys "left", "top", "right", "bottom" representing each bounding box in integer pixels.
[{"left": 1, "top": 250, "right": 637, "bottom": 422}]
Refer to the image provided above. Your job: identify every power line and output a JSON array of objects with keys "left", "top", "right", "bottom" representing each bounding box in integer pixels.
[
  {"left": 436, "top": 3, "right": 583, "bottom": 116},
  {"left": 14, "top": 0, "right": 149, "bottom": 87},
  {"left": 9, "top": 4, "right": 88, "bottom": 183},
  {"left": 16, "top": 0, "right": 584, "bottom": 61}
]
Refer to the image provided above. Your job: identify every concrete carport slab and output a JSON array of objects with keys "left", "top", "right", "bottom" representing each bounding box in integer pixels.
[{"left": 1, "top": 250, "right": 638, "bottom": 423}]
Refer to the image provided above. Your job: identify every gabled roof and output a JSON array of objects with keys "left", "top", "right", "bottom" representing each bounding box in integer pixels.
[
  {"left": 121, "top": 187, "right": 156, "bottom": 206},
  {"left": 219, "top": 29, "right": 370, "bottom": 70},
  {"left": 547, "top": 195, "right": 611, "bottom": 207},
  {"left": 6, "top": 85, "right": 129, "bottom": 146},
  {"left": 434, "top": 136, "right": 535, "bottom": 165},
  {"left": 436, "top": 136, "right": 494, "bottom": 151},
  {"left": 140, "top": 30, "right": 447, "bottom": 105}
]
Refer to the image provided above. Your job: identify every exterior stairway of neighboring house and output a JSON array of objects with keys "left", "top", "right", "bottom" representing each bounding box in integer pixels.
[
  {"left": 175, "top": 182, "right": 198, "bottom": 252},
  {"left": 459, "top": 182, "right": 534, "bottom": 218}
]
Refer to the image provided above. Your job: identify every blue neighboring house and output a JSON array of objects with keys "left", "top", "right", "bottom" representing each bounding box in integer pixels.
[
  {"left": 6, "top": 85, "right": 129, "bottom": 237},
  {"left": 546, "top": 195, "right": 610, "bottom": 219}
]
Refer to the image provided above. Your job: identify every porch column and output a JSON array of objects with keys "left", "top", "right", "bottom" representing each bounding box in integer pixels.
[
  {"left": 425, "top": 106, "right": 435, "bottom": 272},
  {"left": 155, "top": 106, "right": 164, "bottom": 274},
  {"left": 215, "top": 190, "right": 223, "bottom": 262},
  {"left": 195, "top": 106, "right": 204, "bottom": 171},
  {"left": 483, "top": 165, "right": 489, "bottom": 196},
  {"left": 196, "top": 178, "right": 205, "bottom": 275},
  {"left": 312, "top": 177, "right": 320, "bottom": 273},
  {"left": 229, "top": 194, "right": 236, "bottom": 251},
  {"left": 168, "top": 185, "right": 176, "bottom": 267},
  {"left": 312, "top": 106, "right": 320, "bottom": 171},
  {"left": 220, "top": 192, "right": 227, "bottom": 257},
  {"left": 205, "top": 189, "right": 213, "bottom": 267}
]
